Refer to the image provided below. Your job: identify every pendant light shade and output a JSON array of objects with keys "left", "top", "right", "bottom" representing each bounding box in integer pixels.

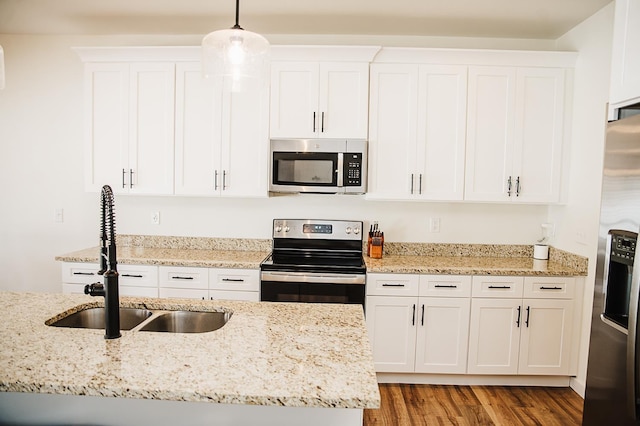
[
  {"left": 202, "top": 0, "right": 269, "bottom": 91},
  {"left": 0, "top": 45, "right": 5, "bottom": 90}
]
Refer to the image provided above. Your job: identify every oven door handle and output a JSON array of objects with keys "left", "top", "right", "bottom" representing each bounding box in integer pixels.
[{"left": 261, "top": 271, "right": 365, "bottom": 285}]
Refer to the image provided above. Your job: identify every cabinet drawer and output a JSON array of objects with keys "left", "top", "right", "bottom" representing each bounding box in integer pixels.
[
  {"left": 420, "top": 275, "right": 472, "bottom": 297},
  {"left": 210, "top": 269, "right": 259, "bottom": 292},
  {"left": 524, "top": 277, "right": 575, "bottom": 299},
  {"left": 159, "top": 266, "right": 209, "bottom": 290},
  {"left": 159, "top": 288, "right": 209, "bottom": 300},
  {"left": 118, "top": 264, "right": 158, "bottom": 287},
  {"left": 472, "top": 276, "right": 524, "bottom": 298},
  {"left": 366, "top": 273, "right": 419, "bottom": 296},
  {"left": 120, "top": 285, "right": 158, "bottom": 298},
  {"left": 209, "top": 290, "right": 259, "bottom": 302},
  {"left": 62, "top": 262, "right": 100, "bottom": 284}
]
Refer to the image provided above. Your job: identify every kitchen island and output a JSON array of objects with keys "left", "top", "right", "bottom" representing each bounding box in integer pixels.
[{"left": 0, "top": 292, "right": 380, "bottom": 425}]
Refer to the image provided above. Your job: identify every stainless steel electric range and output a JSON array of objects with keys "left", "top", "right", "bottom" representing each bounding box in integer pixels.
[{"left": 260, "top": 219, "right": 366, "bottom": 308}]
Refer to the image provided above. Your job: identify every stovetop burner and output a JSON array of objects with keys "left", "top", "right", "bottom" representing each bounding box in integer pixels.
[{"left": 260, "top": 219, "right": 366, "bottom": 275}]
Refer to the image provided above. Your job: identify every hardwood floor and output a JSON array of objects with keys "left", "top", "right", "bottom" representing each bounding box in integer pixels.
[{"left": 364, "top": 384, "right": 583, "bottom": 426}]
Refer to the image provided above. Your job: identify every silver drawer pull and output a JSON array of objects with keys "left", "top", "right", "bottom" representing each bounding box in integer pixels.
[
  {"left": 434, "top": 284, "right": 457, "bottom": 288},
  {"left": 122, "top": 274, "right": 143, "bottom": 278},
  {"left": 488, "top": 285, "right": 511, "bottom": 289},
  {"left": 73, "top": 272, "right": 94, "bottom": 276},
  {"left": 382, "top": 283, "right": 405, "bottom": 287},
  {"left": 540, "top": 286, "right": 562, "bottom": 290},
  {"left": 222, "top": 278, "right": 244, "bottom": 282},
  {"left": 171, "top": 276, "right": 194, "bottom": 280}
]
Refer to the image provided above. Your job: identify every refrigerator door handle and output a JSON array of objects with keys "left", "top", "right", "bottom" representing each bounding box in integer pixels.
[{"left": 627, "top": 251, "right": 640, "bottom": 420}]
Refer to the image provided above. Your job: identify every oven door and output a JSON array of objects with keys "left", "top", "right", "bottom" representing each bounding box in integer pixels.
[{"left": 260, "top": 271, "right": 365, "bottom": 307}]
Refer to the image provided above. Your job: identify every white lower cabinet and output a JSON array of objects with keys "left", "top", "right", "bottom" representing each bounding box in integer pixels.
[
  {"left": 366, "top": 274, "right": 471, "bottom": 374},
  {"left": 61, "top": 262, "right": 158, "bottom": 297},
  {"left": 467, "top": 276, "right": 575, "bottom": 375},
  {"left": 367, "top": 273, "right": 577, "bottom": 379},
  {"left": 62, "top": 262, "right": 259, "bottom": 302}
]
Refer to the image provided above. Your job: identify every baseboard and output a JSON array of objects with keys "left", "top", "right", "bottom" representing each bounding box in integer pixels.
[
  {"left": 377, "top": 373, "right": 572, "bottom": 387},
  {"left": 570, "top": 377, "right": 586, "bottom": 398}
]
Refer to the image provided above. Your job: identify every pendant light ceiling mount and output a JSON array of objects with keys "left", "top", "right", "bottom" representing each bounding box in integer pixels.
[{"left": 202, "top": 0, "right": 270, "bottom": 91}]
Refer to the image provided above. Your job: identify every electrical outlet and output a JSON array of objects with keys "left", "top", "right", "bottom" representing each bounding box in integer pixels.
[
  {"left": 152, "top": 211, "right": 160, "bottom": 225},
  {"left": 576, "top": 229, "right": 588, "bottom": 245},
  {"left": 429, "top": 217, "right": 441, "bottom": 233},
  {"left": 54, "top": 208, "right": 64, "bottom": 223}
]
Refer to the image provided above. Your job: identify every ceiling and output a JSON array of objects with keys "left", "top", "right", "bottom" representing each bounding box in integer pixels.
[{"left": 0, "top": 0, "right": 612, "bottom": 39}]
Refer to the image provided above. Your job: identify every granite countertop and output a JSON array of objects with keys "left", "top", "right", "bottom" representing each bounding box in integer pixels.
[
  {"left": 364, "top": 255, "right": 583, "bottom": 276},
  {"left": 55, "top": 246, "right": 270, "bottom": 269},
  {"left": 0, "top": 292, "right": 380, "bottom": 409}
]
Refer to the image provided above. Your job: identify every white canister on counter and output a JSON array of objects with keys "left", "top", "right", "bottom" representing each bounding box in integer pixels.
[{"left": 533, "top": 244, "right": 549, "bottom": 260}]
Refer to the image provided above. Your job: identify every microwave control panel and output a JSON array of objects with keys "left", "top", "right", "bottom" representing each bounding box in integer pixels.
[{"left": 344, "top": 153, "right": 363, "bottom": 186}]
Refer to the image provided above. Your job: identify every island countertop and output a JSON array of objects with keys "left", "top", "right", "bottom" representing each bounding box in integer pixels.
[{"left": 0, "top": 292, "right": 380, "bottom": 409}]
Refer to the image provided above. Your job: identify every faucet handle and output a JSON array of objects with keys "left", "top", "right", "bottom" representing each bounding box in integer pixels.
[{"left": 84, "top": 283, "right": 105, "bottom": 297}]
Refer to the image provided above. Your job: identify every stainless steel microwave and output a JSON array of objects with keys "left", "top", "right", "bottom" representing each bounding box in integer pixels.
[{"left": 269, "top": 139, "right": 367, "bottom": 194}]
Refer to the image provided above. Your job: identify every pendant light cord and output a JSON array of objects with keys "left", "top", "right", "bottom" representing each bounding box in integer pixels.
[{"left": 232, "top": 0, "right": 243, "bottom": 30}]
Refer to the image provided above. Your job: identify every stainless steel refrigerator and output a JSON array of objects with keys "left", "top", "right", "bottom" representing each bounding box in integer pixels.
[{"left": 583, "top": 112, "right": 640, "bottom": 425}]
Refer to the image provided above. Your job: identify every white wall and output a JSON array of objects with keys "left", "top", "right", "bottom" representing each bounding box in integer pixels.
[
  {"left": 550, "top": 3, "right": 615, "bottom": 396},
  {"left": 0, "top": 33, "right": 558, "bottom": 293}
]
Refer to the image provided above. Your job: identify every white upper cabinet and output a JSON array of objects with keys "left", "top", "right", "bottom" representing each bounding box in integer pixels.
[
  {"left": 465, "top": 66, "right": 566, "bottom": 203},
  {"left": 610, "top": 0, "right": 640, "bottom": 111},
  {"left": 84, "top": 62, "right": 175, "bottom": 194},
  {"left": 367, "top": 64, "right": 467, "bottom": 201},
  {"left": 269, "top": 61, "right": 370, "bottom": 139},
  {"left": 175, "top": 62, "right": 268, "bottom": 197}
]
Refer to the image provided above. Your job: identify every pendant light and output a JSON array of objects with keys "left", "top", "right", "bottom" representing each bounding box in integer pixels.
[
  {"left": 202, "top": 0, "right": 270, "bottom": 92},
  {"left": 0, "top": 45, "right": 5, "bottom": 90}
]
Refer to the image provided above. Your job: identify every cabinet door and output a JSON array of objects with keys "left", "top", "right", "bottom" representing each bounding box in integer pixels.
[
  {"left": 366, "top": 296, "right": 417, "bottom": 373},
  {"left": 415, "top": 65, "right": 467, "bottom": 200},
  {"left": 269, "top": 62, "right": 319, "bottom": 138},
  {"left": 318, "top": 62, "right": 369, "bottom": 138},
  {"left": 159, "top": 288, "right": 208, "bottom": 300},
  {"left": 127, "top": 63, "right": 176, "bottom": 195},
  {"left": 84, "top": 63, "right": 129, "bottom": 192},
  {"left": 367, "top": 64, "right": 418, "bottom": 199},
  {"left": 512, "top": 68, "right": 565, "bottom": 203},
  {"left": 465, "top": 66, "right": 516, "bottom": 201},
  {"left": 518, "top": 298, "right": 574, "bottom": 375},
  {"left": 610, "top": 0, "right": 640, "bottom": 107},
  {"left": 174, "top": 62, "right": 221, "bottom": 196},
  {"left": 220, "top": 83, "right": 269, "bottom": 197},
  {"left": 415, "top": 297, "right": 470, "bottom": 374},
  {"left": 467, "top": 298, "right": 521, "bottom": 374}
]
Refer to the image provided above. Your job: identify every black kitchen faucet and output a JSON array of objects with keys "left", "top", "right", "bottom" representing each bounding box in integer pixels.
[{"left": 84, "top": 185, "right": 121, "bottom": 339}]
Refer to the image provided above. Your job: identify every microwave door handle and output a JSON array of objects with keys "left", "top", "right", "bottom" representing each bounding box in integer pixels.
[
  {"left": 628, "top": 247, "right": 640, "bottom": 420},
  {"left": 337, "top": 153, "right": 344, "bottom": 187}
]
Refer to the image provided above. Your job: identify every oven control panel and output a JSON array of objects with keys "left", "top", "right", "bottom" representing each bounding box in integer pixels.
[{"left": 273, "top": 219, "right": 363, "bottom": 240}]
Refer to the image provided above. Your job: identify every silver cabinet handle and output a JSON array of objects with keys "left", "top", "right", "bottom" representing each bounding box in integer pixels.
[
  {"left": 73, "top": 272, "right": 95, "bottom": 276},
  {"left": 171, "top": 276, "right": 194, "bottom": 280},
  {"left": 129, "top": 169, "right": 134, "bottom": 188},
  {"left": 223, "top": 170, "right": 227, "bottom": 190},
  {"left": 382, "top": 283, "right": 405, "bottom": 287},
  {"left": 412, "top": 304, "right": 416, "bottom": 326},
  {"left": 419, "top": 174, "right": 423, "bottom": 194},
  {"left": 122, "top": 274, "right": 143, "bottom": 278},
  {"left": 516, "top": 176, "right": 520, "bottom": 197},
  {"left": 321, "top": 111, "right": 325, "bottom": 132},
  {"left": 421, "top": 304, "right": 425, "bottom": 326},
  {"left": 222, "top": 278, "right": 244, "bottom": 282},
  {"left": 434, "top": 284, "right": 457, "bottom": 288},
  {"left": 214, "top": 170, "right": 218, "bottom": 190},
  {"left": 410, "top": 174, "right": 414, "bottom": 194},
  {"left": 313, "top": 112, "right": 316, "bottom": 133},
  {"left": 122, "top": 169, "right": 126, "bottom": 189},
  {"left": 507, "top": 176, "right": 512, "bottom": 196},
  {"left": 488, "top": 285, "right": 511, "bottom": 289},
  {"left": 525, "top": 306, "right": 530, "bottom": 327},
  {"left": 516, "top": 305, "right": 521, "bottom": 327},
  {"left": 540, "top": 286, "right": 562, "bottom": 290}
]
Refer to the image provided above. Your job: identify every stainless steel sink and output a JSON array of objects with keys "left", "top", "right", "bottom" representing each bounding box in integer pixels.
[
  {"left": 139, "top": 310, "right": 232, "bottom": 333},
  {"left": 49, "top": 307, "right": 153, "bottom": 330}
]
